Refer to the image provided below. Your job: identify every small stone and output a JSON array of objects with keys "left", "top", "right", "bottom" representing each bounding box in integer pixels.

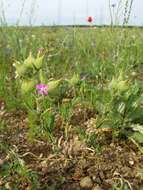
[
  {"left": 5, "top": 182, "right": 10, "bottom": 189},
  {"left": 110, "top": 143, "right": 114, "bottom": 147},
  {"left": 73, "top": 139, "right": 83, "bottom": 154},
  {"left": 41, "top": 160, "right": 47, "bottom": 168},
  {"left": 129, "top": 159, "right": 134, "bottom": 166},
  {"left": 92, "top": 176, "right": 97, "bottom": 182},
  {"left": 80, "top": 176, "right": 93, "bottom": 189}
]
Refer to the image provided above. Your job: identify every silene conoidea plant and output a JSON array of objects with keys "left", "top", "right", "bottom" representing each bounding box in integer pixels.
[
  {"left": 96, "top": 70, "right": 143, "bottom": 143},
  {"left": 13, "top": 52, "right": 143, "bottom": 144},
  {"left": 13, "top": 52, "right": 80, "bottom": 140}
]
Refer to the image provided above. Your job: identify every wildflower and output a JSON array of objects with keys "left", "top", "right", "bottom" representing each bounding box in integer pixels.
[
  {"left": 87, "top": 16, "right": 93, "bottom": 23},
  {"left": 36, "top": 84, "right": 48, "bottom": 95}
]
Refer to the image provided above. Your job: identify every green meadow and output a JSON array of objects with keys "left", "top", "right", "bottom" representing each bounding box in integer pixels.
[{"left": 0, "top": 26, "right": 143, "bottom": 189}]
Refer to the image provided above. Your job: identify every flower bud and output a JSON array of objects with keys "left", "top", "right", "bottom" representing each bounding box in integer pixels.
[{"left": 21, "top": 79, "right": 37, "bottom": 94}]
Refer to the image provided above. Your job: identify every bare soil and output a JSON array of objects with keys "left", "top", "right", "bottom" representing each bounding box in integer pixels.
[{"left": 0, "top": 102, "right": 143, "bottom": 190}]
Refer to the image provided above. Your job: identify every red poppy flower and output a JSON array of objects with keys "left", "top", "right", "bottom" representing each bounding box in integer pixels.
[{"left": 87, "top": 16, "right": 93, "bottom": 23}]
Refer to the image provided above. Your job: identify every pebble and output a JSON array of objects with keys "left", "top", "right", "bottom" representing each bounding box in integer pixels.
[
  {"left": 129, "top": 159, "right": 134, "bottom": 166},
  {"left": 80, "top": 176, "right": 93, "bottom": 189}
]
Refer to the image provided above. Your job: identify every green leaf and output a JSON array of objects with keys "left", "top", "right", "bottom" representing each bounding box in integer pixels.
[
  {"left": 129, "top": 107, "right": 143, "bottom": 124},
  {"left": 131, "top": 132, "right": 143, "bottom": 144},
  {"left": 131, "top": 124, "right": 143, "bottom": 134}
]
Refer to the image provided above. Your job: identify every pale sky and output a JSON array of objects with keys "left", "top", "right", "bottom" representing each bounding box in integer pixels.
[{"left": 1, "top": 0, "right": 143, "bottom": 26}]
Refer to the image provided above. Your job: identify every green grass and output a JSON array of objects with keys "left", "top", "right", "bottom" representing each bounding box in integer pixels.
[{"left": 0, "top": 26, "right": 143, "bottom": 131}]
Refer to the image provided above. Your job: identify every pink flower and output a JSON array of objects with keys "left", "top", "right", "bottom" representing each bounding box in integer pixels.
[{"left": 36, "top": 84, "right": 48, "bottom": 96}]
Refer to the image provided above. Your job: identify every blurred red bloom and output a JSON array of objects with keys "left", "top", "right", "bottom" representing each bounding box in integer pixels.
[{"left": 87, "top": 16, "right": 93, "bottom": 23}]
